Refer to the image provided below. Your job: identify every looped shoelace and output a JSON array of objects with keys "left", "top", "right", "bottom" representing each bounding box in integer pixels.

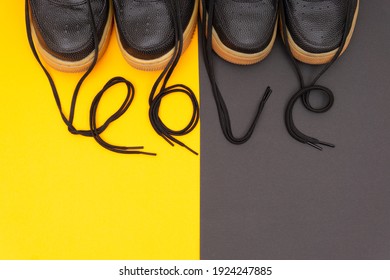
[
  {"left": 148, "top": 0, "right": 200, "bottom": 155},
  {"left": 200, "top": 0, "right": 273, "bottom": 145},
  {"left": 280, "top": 0, "right": 355, "bottom": 151},
  {"left": 25, "top": 0, "right": 156, "bottom": 155}
]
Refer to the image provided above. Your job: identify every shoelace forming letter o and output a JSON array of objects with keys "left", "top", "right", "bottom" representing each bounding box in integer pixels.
[{"left": 148, "top": 0, "right": 200, "bottom": 155}]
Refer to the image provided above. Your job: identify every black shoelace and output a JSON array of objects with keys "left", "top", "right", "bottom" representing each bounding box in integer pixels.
[
  {"left": 199, "top": 0, "right": 272, "bottom": 145},
  {"left": 25, "top": 0, "right": 156, "bottom": 155},
  {"left": 280, "top": 0, "right": 355, "bottom": 151},
  {"left": 148, "top": 0, "right": 200, "bottom": 155}
]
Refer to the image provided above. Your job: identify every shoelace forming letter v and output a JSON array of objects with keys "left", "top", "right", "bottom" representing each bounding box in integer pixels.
[{"left": 200, "top": 0, "right": 273, "bottom": 145}]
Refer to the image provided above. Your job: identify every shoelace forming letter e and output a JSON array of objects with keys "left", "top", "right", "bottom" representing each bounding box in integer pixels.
[{"left": 280, "top": 0, "right": 355, "bottom": 151}]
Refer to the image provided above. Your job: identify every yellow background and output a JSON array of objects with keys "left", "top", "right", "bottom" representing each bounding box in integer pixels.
[{"left": 0, "top": 1, "right": 199, "bottom": 259}]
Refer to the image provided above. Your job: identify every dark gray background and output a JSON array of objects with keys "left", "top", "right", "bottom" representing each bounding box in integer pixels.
[{"left": 200, "top": 1, "right": 390, "bottom": 259}]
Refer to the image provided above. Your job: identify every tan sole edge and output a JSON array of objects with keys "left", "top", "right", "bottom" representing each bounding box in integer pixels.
[
  {"left": 200, "top": 2, "right": 277, "bottom": 65},
  {"left": 116, "top": 0, "right": 199, "bottom": 71},
  {"left": 283, "top": 0, "right": 359, "bottom": 65},
  {"left": 29, "top": 0, "right": 113, "bottom": 73}
]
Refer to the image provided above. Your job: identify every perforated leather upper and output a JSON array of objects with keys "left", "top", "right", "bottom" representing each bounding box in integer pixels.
[
  {"left": 283, "top": 0, "right": 358, "bottom": 53},
  {"left": 113, "top": 0, "right": 195, "bottom": 60},
  {"left": 29, "top": 0, "right": 109, "bottom": 61},
  {"left": 208, "top": 0, "right": 278, "bottom": 54}
]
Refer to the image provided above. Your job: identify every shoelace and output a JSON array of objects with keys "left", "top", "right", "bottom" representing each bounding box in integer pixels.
[
  {"left": 280, "top": 0, "right": 355, "bottom": 151},
  {"left": 25, "top": 0, "right": 156, "bottom": 155},
  {"left": 148, "top": 0, "right": 200, "bottom": 155},
  {"left": 200, "top": 0, "right": 273, "bottom": 145}
]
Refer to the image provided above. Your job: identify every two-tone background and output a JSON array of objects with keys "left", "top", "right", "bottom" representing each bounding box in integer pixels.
[{"left": 1, "top": 1, "right": 389, "bottom": 260}]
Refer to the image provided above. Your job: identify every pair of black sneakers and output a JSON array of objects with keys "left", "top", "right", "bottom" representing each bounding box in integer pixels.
[
  {"left": 26, "top": 0, "right": 200, "bottom": 155},
  {"left": 201, "top": 0, "right": 359, "bottom": 150},
  {"left": 27, "top": 0, "right": 198, "bottom": 71}
]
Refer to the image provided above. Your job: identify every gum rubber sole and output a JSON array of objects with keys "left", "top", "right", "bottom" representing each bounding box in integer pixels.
[
  {"left": 115, "top": 0, "right": 199, "bottom": 71},
  {"left": 200, "top": 1, "right": 278, "bottom": 65},
  {"left": 282, "top": 0, "right": 360, "bottom": 65},
  {"left": 29, "top": 0, "right": 113, "bottom": 73}
]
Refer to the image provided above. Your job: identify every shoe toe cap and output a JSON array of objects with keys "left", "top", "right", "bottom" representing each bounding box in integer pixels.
[
  {"left": 114, "top": 0, "right": 195, "bottom": 61},
  {"left": 31, "top": 0, "right": 108, "bottom": 61},
  {"left": 284, "top": 0, "right": 357, "bottom": 53},
  {"left": 213, "top": 0, "right": 277, "bottom": 54}
]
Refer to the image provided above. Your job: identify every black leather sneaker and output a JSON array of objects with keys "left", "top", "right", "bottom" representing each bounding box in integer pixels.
[
  {"left": 200, "top": 0, "right": 278, "bottom": 65},
  {"left": 280, "top": 0, "right": 359, "bottom": 65},
  {"left": 113, "top": 0, "right": 199, "bottom": 71},
  {"left": 28, "top": 0, "right": 113, "bottom": 72}
]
